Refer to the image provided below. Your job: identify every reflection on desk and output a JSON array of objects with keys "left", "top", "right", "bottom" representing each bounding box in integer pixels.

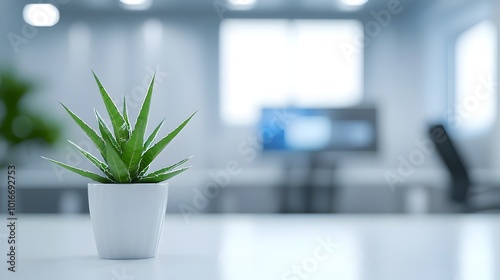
[{"left": 0, "top": 214, "right": 499, "bottom": 280}]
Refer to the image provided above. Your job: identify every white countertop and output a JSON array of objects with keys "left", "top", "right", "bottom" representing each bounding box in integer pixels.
[{"left": 1, "top": 214, "right": 500, "bottom": 280}]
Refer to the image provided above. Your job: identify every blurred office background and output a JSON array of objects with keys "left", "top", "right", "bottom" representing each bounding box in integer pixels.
[{"left": 1, "top": 0, "right": 500, "bottom": 215}]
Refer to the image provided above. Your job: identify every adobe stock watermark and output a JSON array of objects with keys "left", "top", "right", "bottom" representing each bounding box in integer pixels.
[
  {"left": 51, "top": 138, "right": 97, "bottom": 182},
  {"left": 7, "top": 0, "right": 72, "bottom": 54},
  {"left": 212, "top": 0, "right": 255, "bottom": 20},
  {"left": 282, "top": 235, "right": 376, "bottom": 280},
  {"left": 111, "top": 267, "right": 135, "bottom": 280},
  {"left": 340, "top": 0, "right": 407, "bottom": 63},
  {"left": 384, "top": 75, "right": 497, "bottom": 191},
  {"left": 178, "top": 108, "right": 297, "bottom": 223},
  {"left": 384, "top": 129, "right": 445, "bottom": 191},
  {"left": 213, "top": 0, "right": 229, "bottom": 20},
  {"left": 118, "top": 65, "right": 170, "bottom": 111},
  {"left": 50, "top": 65, "right": 169, "bottom": 182},
  {"left": 445, "top": 76, "right": 497, "bottom": 129}
]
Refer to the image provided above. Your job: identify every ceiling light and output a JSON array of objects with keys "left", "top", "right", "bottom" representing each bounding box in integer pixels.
[
  {"left": 227, "top": 0, "right": 257, "bottom": 10},
  {"left": 340, "top": 0, "right": 369, "bottom": 6},
  {"left": 120, "top": 0, "right": 146, "bottom": 5},
  {"left": 23, "top": 4, "right": 60, "bottom": 27},
  {"left": 119, "top": 0, "right": 152, "bottom": 10}
]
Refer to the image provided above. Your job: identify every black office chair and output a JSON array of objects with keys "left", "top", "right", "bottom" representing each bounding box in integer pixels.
[{"left": 429, "top": 124, "right": 500, "bottom": 212}]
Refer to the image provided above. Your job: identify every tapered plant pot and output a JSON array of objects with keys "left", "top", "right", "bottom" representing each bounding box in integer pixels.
[{"left": 88, "top": 183, "right": 168, "bottom": 260}]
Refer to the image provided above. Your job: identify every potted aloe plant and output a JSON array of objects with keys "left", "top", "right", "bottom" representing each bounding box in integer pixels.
[{"left": 42, "top": 72, "right": 195, "bottom": 260}]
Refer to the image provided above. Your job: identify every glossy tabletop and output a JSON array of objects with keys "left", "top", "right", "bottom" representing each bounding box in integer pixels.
[{"left": 0, "top": 214, "right": 499, "bottom": 280}]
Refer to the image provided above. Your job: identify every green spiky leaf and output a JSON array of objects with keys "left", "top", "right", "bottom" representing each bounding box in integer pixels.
[
  {"left": 144, "top": 119, "right": 164, "bottom": 150},
  {"left": 41, "top": 156, "right": 112, "bottom": 183},
  {"left": 60, "top": 103, "right": 105, "bottom": 157},
  {"left": 104, "top": 138, "right": 130, "bottom": 183},
  {"left": 123, "top": 96, "right": 131, "bottom": 134},
  {"left": 92, "top": 71, "right": 129, "bottom": 145},
  {"left": 139, "top": 111, "right": 196, "bottom": 174},
  {"left": 121, "top": 74, "right": 156, "bottom": 178},
  {"left": 139, "top": 167, "right": 191, "bottom": 183},
  {"left": 95, "top": 110, "right": 121, "bottom": 153},
  {"left": 67, "top": 140, "right": 113, "bottom": 179},
  {"left": 138, "top": 166, "right": 150, "bottom": 177},
  {"left": 142, "top": 156, "right": 192, "bottom": 178}
]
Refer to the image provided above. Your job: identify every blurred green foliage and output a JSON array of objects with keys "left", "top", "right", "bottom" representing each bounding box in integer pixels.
[{"left": 0, "top": 71, "right": 61, "bottom": 166}]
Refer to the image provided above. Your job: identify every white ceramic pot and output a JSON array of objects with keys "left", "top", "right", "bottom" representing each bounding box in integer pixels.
[{"left": 88, "top": 183, "right": 168, "bottom": 259}]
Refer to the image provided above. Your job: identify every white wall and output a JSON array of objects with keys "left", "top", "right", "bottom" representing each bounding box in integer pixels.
[{"left": 1, "top": 0, "right": 497, "bottom": 190}]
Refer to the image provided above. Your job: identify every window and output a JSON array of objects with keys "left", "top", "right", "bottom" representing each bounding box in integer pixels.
[
  {"left": 454, "top": 20, "right": 497, "bottom": 136},
  {"left": 220, "top": 19, "right": 364, "bottom": 126}
]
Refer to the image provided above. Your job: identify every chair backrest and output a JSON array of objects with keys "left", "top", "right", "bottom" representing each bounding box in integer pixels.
[{"left": 428, "top": 124, "right": 470, "bottom": 203}]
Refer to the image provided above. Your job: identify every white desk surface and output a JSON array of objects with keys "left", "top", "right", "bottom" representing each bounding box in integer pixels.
[{"left": 1, "top": 214, "right": 499, "bottom": 280}]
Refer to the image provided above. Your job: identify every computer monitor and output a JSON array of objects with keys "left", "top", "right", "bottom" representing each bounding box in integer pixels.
[{"left": 259, "top": 107, "right": 377, "bottom": 152}]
